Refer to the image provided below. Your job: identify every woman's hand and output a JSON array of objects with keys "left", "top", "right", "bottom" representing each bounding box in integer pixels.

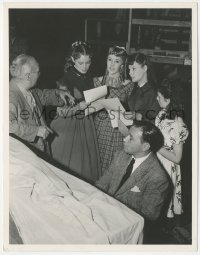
[
  {"left": 78, "top": 101, "right": 90, "bottom": 110},
  {"left": 124, "top": 111, "right": 142, "bottom": 120},
  {"left": 124, "top": 112, "right": 134, "bottom": 120},
  {"left": 135, "top": 112, "right": 142, "bottom": 120}
]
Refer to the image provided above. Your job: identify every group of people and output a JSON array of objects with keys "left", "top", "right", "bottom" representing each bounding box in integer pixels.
[{"left": 9, "top": 40, "right": 189, "bottom": 241}]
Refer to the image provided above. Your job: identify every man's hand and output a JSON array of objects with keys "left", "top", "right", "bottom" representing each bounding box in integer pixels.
[
  {"left": 56, "top": 89, "right": 75, "bottom": 106},
  {"left": 37, "top": 126, "right": 53, "bottom": 139}
]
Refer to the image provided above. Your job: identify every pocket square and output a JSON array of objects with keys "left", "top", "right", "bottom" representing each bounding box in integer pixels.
[{"left": 131, "top": 186, "right": 141, "bottom": 192}]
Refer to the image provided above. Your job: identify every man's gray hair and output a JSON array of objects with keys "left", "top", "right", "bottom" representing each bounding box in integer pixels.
[{"left": 10, "top": 54, "right": 38, "bottom": 78}]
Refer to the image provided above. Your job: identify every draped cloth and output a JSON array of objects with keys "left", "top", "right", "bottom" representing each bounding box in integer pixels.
[{"left": 9, "top": 137, "right": 144, "bottom": 244}]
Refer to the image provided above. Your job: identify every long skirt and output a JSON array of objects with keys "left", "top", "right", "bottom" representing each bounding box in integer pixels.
[
  {"left": 94, "top": 110, "right": 124, "bottom": 174},
  {"left": 50, "top": 114, "right": 101, "bottom": 183}
]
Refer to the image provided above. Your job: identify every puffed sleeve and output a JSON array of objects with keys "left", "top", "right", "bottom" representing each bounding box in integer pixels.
[
  {"left": 93, "top": 77, "right": 103, "bottom": 87},
  {"left": 170, "top": 117, "right": 189, "bottom": 145}
]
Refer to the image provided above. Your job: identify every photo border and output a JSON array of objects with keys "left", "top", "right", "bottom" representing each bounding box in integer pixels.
[{"left": 2, "top": 1, "right": 198, "bottom": 253}]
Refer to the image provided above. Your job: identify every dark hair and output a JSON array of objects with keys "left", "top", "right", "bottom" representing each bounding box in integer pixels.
[
  {"left": 128, "top": 52, "right": 148, "bottom": 67},
  {"left": 157, "top": 78, "right": 184, "bottom": 120},
  {"left": 133, "top": 120, "right": 164, "bottom": 152},
  {"left": 127, "top": 52, "right": 157, "bottom": 87},
  {"left": 102, "top": 45, "right": 128, "bottom": 84},
  {"left": 64, "top": 41, "right": 93, "bottom": 72}
]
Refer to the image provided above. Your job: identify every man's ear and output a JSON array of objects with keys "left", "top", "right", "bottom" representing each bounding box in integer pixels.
[
  {"left": 143, "top": 64, "right": 147, "bottom": 73},
  {"left": 143, "top": 142, "right": 150, "bottom": 152},
  {"left": 165, "top": 98, "right": 170, "bottom": 105}
]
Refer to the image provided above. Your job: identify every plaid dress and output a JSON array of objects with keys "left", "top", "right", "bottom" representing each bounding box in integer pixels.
[{"left": 94, "top": 80, "right": 134, "bottom": 174}]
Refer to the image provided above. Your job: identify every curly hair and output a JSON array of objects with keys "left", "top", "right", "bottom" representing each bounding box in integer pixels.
[
  {"left": 101, "top": 45, "right": 128, "bottom": 84},
  {"left": 127, "top": 52, "right": 158, "bottom": 87},
  {"left": 64, "top": 41, "right": 93, "bottom": 72},
  {"left": 157, "top": 78, "right": 184, "bottom": 120}
]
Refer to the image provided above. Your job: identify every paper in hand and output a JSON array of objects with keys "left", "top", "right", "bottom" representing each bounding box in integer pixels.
[
  {"left": 83, "top": 85, "right": 107, "bottom": 103},
  {"left": 85, "top": 100, "right": 104, "bottom": 116},
  {"left": 107, "top": 110, "right": 133, "bottom": 128},
  {"left": 100, "top": 98, "right": 125, "bottom": 112}
]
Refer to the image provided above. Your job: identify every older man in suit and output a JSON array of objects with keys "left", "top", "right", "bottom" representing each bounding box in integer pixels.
[
  {"left": 9, "top": 54, "right": 74, "bottom": 155},
  {"left": 96, "top": 120, "right": 169, "bottom": 222}
]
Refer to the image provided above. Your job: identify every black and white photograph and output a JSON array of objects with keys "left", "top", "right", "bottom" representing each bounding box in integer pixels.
[{"left": 2, "top": 1, "right": 198, "bottom": 252}]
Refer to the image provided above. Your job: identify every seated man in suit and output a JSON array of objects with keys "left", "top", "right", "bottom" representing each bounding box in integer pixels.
[{"left": 95, "top": 120, "right": 170, "bottom": 221}]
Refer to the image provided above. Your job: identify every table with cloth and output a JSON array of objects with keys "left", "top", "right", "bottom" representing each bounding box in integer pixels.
[{"left": 9, "top": 137, "right": 144, "bottom": 244}]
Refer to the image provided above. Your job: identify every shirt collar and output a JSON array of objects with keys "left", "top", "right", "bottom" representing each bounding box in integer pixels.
[
  {"left": 138, "top": 82, "right": 146, "bottom": 88},
  {"left": 133, "top": 152, "right": 151, "bottom": 164}
]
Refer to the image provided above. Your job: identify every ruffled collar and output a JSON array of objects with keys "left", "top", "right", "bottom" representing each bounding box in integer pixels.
[{"left": 105, "top": 75, "right": 122, "bottom": 88}]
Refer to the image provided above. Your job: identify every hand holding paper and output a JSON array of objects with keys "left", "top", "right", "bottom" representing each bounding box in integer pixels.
[
  {"left": 107, "top": 110, "right": 133, "bottom": 128},
  {"left": 84, "top": 85, "right": 107, "bottom": 103},
  {"left": 83, "top": 86, "right": 133, "bottom": 128}
]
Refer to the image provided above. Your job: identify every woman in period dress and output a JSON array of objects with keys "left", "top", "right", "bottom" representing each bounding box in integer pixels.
[
  {"left": 94, "top": 46, "right": 133, "bottom": 174},
  {"left": 155, "top": 78, "right": 189, "bottom": 221},
  {"left": 50, "top": 41, "right": 101, "bottom": 183}
]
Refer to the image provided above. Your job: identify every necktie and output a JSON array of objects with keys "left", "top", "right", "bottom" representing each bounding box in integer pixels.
[
  {"left": 117, "top": 157, "right": 135, "bottom": 191},
  {"left": 134, "top": 83, "right": 139, "bottom": 92}
]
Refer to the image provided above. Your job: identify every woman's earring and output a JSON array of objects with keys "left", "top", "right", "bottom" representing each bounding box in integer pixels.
[{"left": 119, "top": 65, "right": 124, "bottom": 80}]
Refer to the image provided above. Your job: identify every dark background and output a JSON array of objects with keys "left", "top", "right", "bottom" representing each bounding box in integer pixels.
[
  {"left": 9, "top": 9, "right": 126, "bottom": 88},
  {"left": 9, "top": 8, "right": 192, "bottom": 237}
]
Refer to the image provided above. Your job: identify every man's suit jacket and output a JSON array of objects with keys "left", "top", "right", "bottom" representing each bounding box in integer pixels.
[
  {"left": 9, "top": 79, "right": 63, "bottom": 152},
  {"left": 96, "top": 150, "right": 169, "bottom": 221}
]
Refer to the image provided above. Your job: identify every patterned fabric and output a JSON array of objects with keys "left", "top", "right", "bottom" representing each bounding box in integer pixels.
[
  {"left": 104, "top": 76, "right": 122, "bottom": 88},
  {"left": 95, "top": 150, "right": 169, "bottom": 221},
  {"left": 94, "top": 79, "right": 133, "bottom": 174},
  {"left": 9, "top": 80, "right": 63, "bottom": 153},
  {"left": 155, "top": 110, "right": 189, "bottom": 218}
]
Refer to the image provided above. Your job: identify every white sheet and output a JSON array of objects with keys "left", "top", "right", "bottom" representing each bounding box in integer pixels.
[{"left": 9, "top": 137, "right": 144, "bottom": 244}]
